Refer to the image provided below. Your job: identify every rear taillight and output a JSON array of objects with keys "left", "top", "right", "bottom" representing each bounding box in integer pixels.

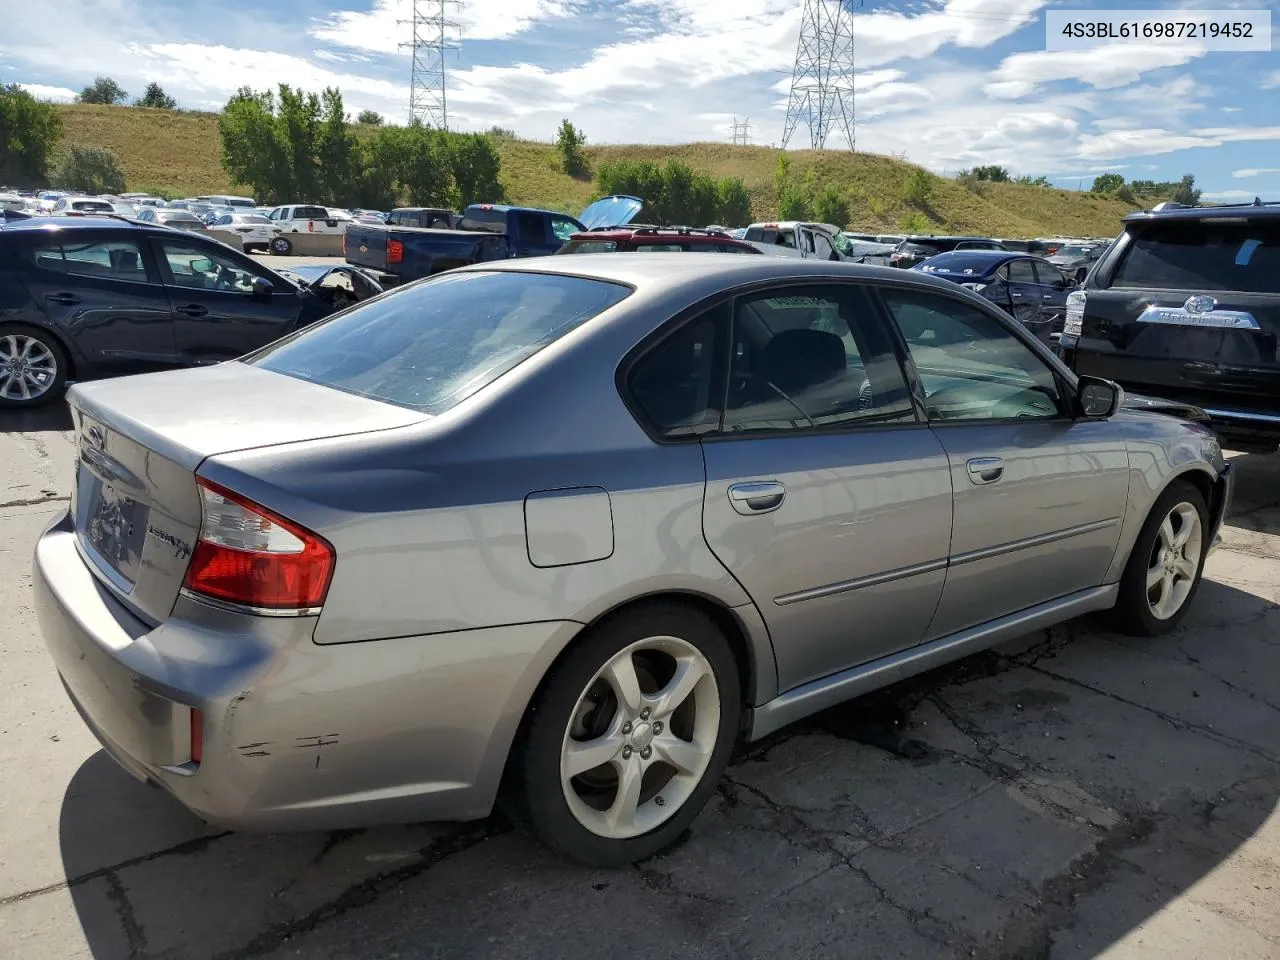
[
  {"left": 1064, "top": 290, "right": 1086, "bottom": 337},
  {"left": 181, "top": 478, "right": 334, "bottom": 612},
  {"left": 342, "top": 231, "right": 347, "bottom": 256},
  {"left": 190, "top": 708, "right": 204, "bottom": 764},
  {"left": 387, "top": 239, "right": 404, "bottom": 264}
]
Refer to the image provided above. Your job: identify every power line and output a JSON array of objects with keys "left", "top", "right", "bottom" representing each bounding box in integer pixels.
[
  {"left": 400, "top": 0, "right": 460, "bottom": 129},
  {"left": 783, "top": 0, "right": 861, "bottom": 151},
  {"left": 730, "top": 116, "right": 753, "bottom": 145}
]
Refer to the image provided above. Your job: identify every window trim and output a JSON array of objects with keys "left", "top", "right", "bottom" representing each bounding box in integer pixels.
[
  {"left": 869, "top": 281, "right": 1081, "bottom": 426},
  {"left": 616, "top": 278, "right": 926, "bottom": 445}
]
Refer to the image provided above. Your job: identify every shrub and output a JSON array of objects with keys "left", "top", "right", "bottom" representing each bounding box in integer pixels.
[
  {"left": 78, "top": 77, "right": 127, "bottom": 106},
  {"left": 0, "top": 84, "right": 63, "bottom": 187},
  {"left": 811, "top": 184, "right": 849, "bottom": 228},
  {"left": 54, "top": 144, "right": 126, "bottom": 194},
  {"left": 135, "top": 83, "right": 176, "bottom": 109},
  {"left": 556, "top": 119, "right": 588, "bottom": 177},
  {"left": 899, "top": 211, "right": 930, "bottom": 233},
  {"left": 356, "top": 110, "right": 383, "bottom": 125},
  {"left": 901, "top": 168, "right": 933, "bottom": 207}
]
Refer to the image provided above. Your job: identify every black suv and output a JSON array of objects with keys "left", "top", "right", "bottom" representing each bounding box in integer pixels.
[
  {"left": 1060, "top": 201, "right": 1280, "bottom": 450},
  {"left": 0, "top": 217, "right": 369, "bottom": 408},
  {"left": 889, "top": 235, "right": 1006, "bottom": 269}
]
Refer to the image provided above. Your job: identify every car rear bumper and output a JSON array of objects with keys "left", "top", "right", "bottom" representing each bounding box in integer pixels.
[{"left": 34, "top": 511, "right": 577, "bottom": 831}]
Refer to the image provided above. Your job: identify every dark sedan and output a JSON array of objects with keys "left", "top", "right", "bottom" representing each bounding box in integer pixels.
[
  {"left": 913, "top": 250, "right": 1074, "bottom": 342},
  {"left": 0, "top": 217, "right": 373, "bottom": 407}
]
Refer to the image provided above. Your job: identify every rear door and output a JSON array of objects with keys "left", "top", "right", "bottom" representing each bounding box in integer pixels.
[
  {"left": 1004, "top": 258, "right": 1044, "bottom": 325},
  {"left": 694, "top": 284, "right": 953, "bottom": 690},
  {"left": 14, "top": 230, "right": 177, "bottom": 373},
  {"left": 151, "top": 237, "right": 303, "bottom": 363},
  {"left": 1073, "top": 218, "right": 1280, "bottom": 407},
  {"left": 878, "top": 286, "right": 1129, "bottom": 637}
]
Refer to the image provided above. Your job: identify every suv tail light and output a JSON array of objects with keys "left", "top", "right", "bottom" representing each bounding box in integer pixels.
[
  {"left": 342, "top": 231, "right": 347, "bottom": 256},
  {"left": 387, "top": 239, "right": 404, "bottom": 264},
  {"left": 181, "top": 478, "right": 334, "bottom": 613},
  {"left": 1064, "top": 290, "right": 1086, "bottom": 337}
]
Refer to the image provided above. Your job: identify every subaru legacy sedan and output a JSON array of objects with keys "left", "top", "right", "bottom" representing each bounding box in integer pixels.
[{"left": 34, "top": 256, "right": 1230, "bottom": 866}]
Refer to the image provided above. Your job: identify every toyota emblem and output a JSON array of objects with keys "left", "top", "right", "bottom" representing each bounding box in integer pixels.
[{"left": 1183, "top": 295, "right": 1216, "bottom": 315}]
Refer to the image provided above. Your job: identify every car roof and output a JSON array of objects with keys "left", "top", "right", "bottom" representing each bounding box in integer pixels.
[
  {"left": 0, "top": 215, "right": 199, "bottom": 236},
  {"left": 1124, "top": 201, "right": 1280, "bottom": 223},
  {"left": 569, "top": 228, "right": 745, "bottom": 241},
  {"left": 926, "top": 249, "right": 1024, "bottom": 261},
  {"left": 901, "top": 235, "right": 994, "bottom": 242}
]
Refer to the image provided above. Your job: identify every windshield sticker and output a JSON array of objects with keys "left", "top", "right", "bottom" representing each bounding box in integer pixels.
[{"left": 1235, "top": 239, "right": 1262, "bottom": 266}]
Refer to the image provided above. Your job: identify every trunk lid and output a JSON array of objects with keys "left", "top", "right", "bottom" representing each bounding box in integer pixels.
[
  {"left": 68, "top": 363, "right": 424, "bottom": 623},
  {"left": 1077, "top": 217, "right": 1280, "bottom": 409}
]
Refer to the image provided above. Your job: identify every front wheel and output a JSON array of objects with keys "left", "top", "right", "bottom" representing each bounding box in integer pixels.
[
  {"left": 1112, "top": 480, "right": 1209, "bottom": 636},
  {"left": 270, "top": 236, "right": 292, "bottom": 255},
  {"left": 510, "top": 602, "right": 741, "bottom": 866},
  {"left": 0, "top": 325, "right": 68, "bottom": 408}
]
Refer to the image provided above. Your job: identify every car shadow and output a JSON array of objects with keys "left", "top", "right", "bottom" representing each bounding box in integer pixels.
[
  {"left": 0, "top": 399, "right": 72, "bottom": 432},
  {"left": 56, "top": 465, "right": 1280, "bottom": 958}
]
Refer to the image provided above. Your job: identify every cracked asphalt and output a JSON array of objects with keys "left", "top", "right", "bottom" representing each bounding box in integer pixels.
[{"left": 1, "top": 404, "right": 1277, "bottom": 960}]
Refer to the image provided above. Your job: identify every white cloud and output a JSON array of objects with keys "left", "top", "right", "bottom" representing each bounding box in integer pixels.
[
  {"left": 309, "top": 0, "right": 577, "bottom": 53},
  {"left": 1221, "top": 106, "right": 1243, "bottom": 113},
  {"left": 1201, "top": 190, "right": 1264, "bottom": 200},
  {"left": 1234, "top": 167, "right": 1280, "bottom": 178},
  {"left": 1263, "top": 71, "right": 1280, "bottom": 89},
  {"left": 985, "top": 45, "right": 1205, "bottom": 97},
  {"left": 17, "top": 82, "right": 77, "bottom": 102}
]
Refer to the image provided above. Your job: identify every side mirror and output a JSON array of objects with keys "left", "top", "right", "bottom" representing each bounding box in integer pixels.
[
  {"left": 1076, "top": 375, "right": 1122, "bottom": 419},
  {"left": 251, "top": 276, "right": 273, "bottom": 300}
]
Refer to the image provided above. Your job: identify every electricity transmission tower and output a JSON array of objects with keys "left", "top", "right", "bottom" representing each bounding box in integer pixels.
[
  {"left": 782, "top": 0, "right": 860, "bottom": 151},
  {"left": 730, "top": 116, "right": 753, "bottom": 145},
  {"left": 400, "top": 0, "right": 460, "bottom": 128}
]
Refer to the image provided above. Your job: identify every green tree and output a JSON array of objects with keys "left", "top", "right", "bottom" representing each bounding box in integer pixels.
[
  {"left": 316, "top": 88, "right": 360, "bottom": 206},
  {"left": 219, "top": 87, "right": 291, "bottom": 204},
  {"left": 778, "top": 182, "right": 811, "bottom": 220},
  {"left": 594, "top": 158, "right": 750, "bottom": 226},
  {"left": 392, "top": 123, "right": 454, "bottom": 207},
  {"left": 555, "top": 119, "right": 587, "bottom": 177},
  {"left": 716, "top": 177, "right": 751, "bottom": 226},
  {"left": 1091, "top": 173, "right": 1125, "bottom": 194},
  {"left": 773, "top": 153, "right": 791, "bottom": 198},
  {"left": 53, "top": 144, "right": 126, "bottom": 194},
  {"left": 78, "top": 77, "right": 127, "bottom": 105},
  {"left": 812, "top": 185, "right": 849, "bottom": 228},
  {"left": 447, "top": 132, "right": 504, "bottom": 206},
  {"left": 135, "top": 82, "right": 176, "bottom": 109},
  {"left": 1171, "top": 173, "right": 1201, "bottom": 205},
  {"left": 356, "top": 109, "right": 383, "bottom": 125},
  {"left": 1015, "top": 174, "right": 1052, "bottom": 187},
  {"left": 0, "top": 84, "right": 63, "bottom": 187},
  {"left": 901, "top": 168, "right": 933, "bottom": 207},
  {"left": 972, "top": 164, "right": 1010, "bottom": 182},
  {"left": 276, "top": 85, "right": 322, "bottom": 201}
]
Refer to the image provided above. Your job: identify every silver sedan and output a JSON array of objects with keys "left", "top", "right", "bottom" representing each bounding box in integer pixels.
[{"left": 33, "top": 255, "right": 1231, "bottom": 866}]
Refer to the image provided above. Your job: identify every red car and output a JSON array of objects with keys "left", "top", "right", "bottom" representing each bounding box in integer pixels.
[{"left": 557, "top": 226, "right": 761, "bottom": 255}]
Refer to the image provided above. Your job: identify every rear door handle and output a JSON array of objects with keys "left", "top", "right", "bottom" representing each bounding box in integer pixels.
[
  {"left": 967, "top": 457, "right": 1004, "bottom": 485},
  {"left": 728, "top": 481, "right": 786, "bottom": 515},
  {"left": 174, "top": 305, "right": 208, "bottom": 318},
  {"left": 44, "top": 293, "right": 81, "bottom": 305}
]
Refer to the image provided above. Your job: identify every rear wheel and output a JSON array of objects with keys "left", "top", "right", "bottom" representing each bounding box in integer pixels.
[
  {"left": 510, "top": 602, "right": 741, "bottom": 866},
  {"left": 1113, "top": 480, "right": 1208, "bottom": 636},
  {"left": 0, "top": 325, "right": 67, "bottom": 408},
  {"left": 270, "top": 236, "right": 292, "bottom": 255}
]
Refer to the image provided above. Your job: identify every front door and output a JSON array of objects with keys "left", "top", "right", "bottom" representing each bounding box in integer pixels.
[
  {"left": 17, "top": 230, "right": 177, "bottom": 373},
  {"left": 877, "top": 286, "right": 1129, "bottom": 639},
  {"left": 698, "top": 283, "right": 953, "bottom": 691},
  {"left": 151, "top": 238, "right": 302, "bottom": 364}
]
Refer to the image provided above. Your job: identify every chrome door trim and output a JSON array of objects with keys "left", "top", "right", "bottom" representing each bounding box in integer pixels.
[
  {"left": 774, "top": 557, "right": 948, "bottom": 606},
  {"left": 750, "top": 583, "right": 1119, "bottom": 740},
  {"left": 949, "top": 516, "right": 1120, "bottom": 568}
]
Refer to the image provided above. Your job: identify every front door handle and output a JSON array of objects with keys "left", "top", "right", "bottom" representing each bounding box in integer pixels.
[
  {"left": 967, "top": 457, "right": 1004, "bottom": 485},
  {"left": 174, "top": 304, "right": 208, "bottom": 318},
  {"left": 728, "top": 481, "right": 786, "bottom": 515},
  {"left": 44, "top": 292, "right": 81, "bottom": 305}
]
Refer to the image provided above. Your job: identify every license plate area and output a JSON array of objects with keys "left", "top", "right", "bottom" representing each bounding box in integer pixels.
[{"left": 78, "top": 462, "right": 149, "bottom": 590}]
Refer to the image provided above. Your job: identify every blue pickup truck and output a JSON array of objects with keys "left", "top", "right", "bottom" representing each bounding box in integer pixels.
[{"left": 344, "top": 196, "right": 643, "bottom": 281}]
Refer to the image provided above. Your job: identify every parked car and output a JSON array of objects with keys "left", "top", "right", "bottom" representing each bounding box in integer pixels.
[
  {"left": 1046, "top": 242, "right": 1105, "bottom": 283},
  {"left": 344, "top": 196, "right": 643, "bottom": 281},
  {"left": 0, "top": 193, "right": 27, "bottom": 212},
  {"left": 210, "top": 212, "right": 276, "bottom": 252},
  {"left": 914, "top": 250, "right": 1074, "bottom": 342},
  {"left": 0, "top": 216, "right": 379, "bottom": 407},
  {"left": 196, "top": 194, "right": 257, "bottom": 210},
  {"left": 31, "top": 255, "right": 1229, "bottom": 867},
  {"left": 995, "top": 238, "right": 1051, "bottom": 255},
  {"left": 51, "top": 197, "right": 117, "bottom": 217},
  {"left": 1060, "top": 201, "right": 1280, "bottom": 451},
  {"left": 889, "top": 236, "right": 1006, "bottom": 269},
  {"left": 742, "top": 221, "right": 845, "bottom": 260},
  {"left": 265, "top": 205, "right": 352, "bottom": 254},
  {"left": 558, "top": 226, "right": 762, "bottom": 254},
  {"left": 135, "top": 208, "right": 208, "bottom": 232}
]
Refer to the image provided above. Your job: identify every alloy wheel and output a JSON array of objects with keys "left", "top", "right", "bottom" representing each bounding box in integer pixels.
[
  {"left": 0, "top": 334, "right": 58, "bottom": 402},
  {"left": 1145, "top": 501, "right": 1203, "bottom": 620},
  {"left": 560, "top": 636, "right": 720, "bottom": 839}
]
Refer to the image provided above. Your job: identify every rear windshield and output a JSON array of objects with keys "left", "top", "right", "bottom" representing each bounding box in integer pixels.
[
  {"left": 1112, "top": 222, "right": 1280, "bottom": 293},
  {"left": 162, "top": 212, "right": 201, "bottom": 223},
  {"left": 459, "top": 208, "right": 507, "bottom": 233},
  {"left": 917, "top": 252, "right": 1001, "bottom": 275},
  {"left": 560, "top": 240, "right": 618, "bottom": 254},
  {"left": 899, "top": 240, "right": 948, "bottom": 255},
  {"left": 251, "top": 271, "right": 631, "bottom": 413},
  {"left": 71, "top": 201, "right": 114, "bottom": 213}
]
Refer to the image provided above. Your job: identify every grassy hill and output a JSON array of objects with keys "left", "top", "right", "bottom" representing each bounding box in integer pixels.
[{"left": 55, "top": 103, "right": 1137, "bottom": 237}]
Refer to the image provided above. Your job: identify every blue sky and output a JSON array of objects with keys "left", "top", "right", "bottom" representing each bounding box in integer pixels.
[{"left": 3, "top": 0, "right": 1279, "bottom": 197}]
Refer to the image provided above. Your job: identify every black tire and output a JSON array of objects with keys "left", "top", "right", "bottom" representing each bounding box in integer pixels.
[
  {"left": 270, "top": 236, "right": 292, "bottom": 255},
  {"left": 0, "top": 323, "right": 69, "bottom": 408},
  {"left": 508, "top": 601, "right": 741, "bottom": 866},
  {"left": 1112, "top": 479, "right": 1209, "bottom": 636}
]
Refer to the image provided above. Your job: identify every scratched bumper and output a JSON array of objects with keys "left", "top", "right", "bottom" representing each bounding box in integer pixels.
[{"left": 34, "top": 510, "right": 576, "bottom": 831}]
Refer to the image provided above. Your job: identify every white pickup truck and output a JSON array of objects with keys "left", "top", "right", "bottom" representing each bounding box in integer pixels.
[
  {"left": 265, "top": 204, "right": 353, "bottom": 254},
  {"left": 743, "top": 221, "right": 850, "bottom": 260}
]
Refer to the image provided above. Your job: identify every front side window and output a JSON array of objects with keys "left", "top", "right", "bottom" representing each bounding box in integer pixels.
[
  {"left": 252, "top": 271, "right": 630, "bottom": 413},
  {"left": 882, "top": 289, "right": 1062, "bottom": 421},
  {"left": 724, "top": 285, "right": 914, "bottom": 433},
  {"left": 1111, "top": 222, "right": 1280, "bottom": 293},
  {"left": 158, "top": 242, "right": 269, "bottom": 292},
  {"left": 628, "top": 304, "right": 728, "bottom": 439},
  {"left": 550, "top": 217, "right": 579, "bottom": 242}
]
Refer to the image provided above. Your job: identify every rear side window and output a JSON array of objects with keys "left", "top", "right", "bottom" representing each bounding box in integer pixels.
[
  {"left": 1112, "top": 222, "right": 1280, "bottom": 293},
  {"left": 21, "top": 238, "right": 147, "bottom": 280},
  {"left": 628, "top": 304, "right": 729, "bottom": 439},
  {"left": 561, "top": 240, "right": 618, "bottom": 254},
  {"left": 252, "top": 271, "right": 630, "bottom": 413},
  {"left": 515, "top": 212, "right": 547, "bottom": 242},
  {"left": 459, "top": 208, "right": 507, "bottom": 233}
]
